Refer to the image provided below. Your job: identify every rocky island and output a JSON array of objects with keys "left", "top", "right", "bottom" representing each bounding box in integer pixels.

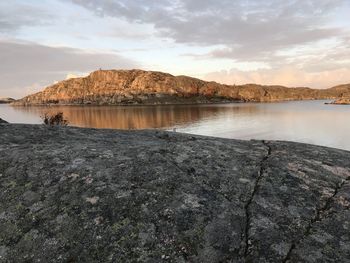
[
  {"left": 12, "top": 70, "right": 350, "bottom": 105},
  {"left": 0, "top": 123, "right": 349, "bottom": 262}
]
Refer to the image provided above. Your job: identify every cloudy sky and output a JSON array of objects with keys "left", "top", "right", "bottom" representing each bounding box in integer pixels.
[{"left": 1, "top": 0, "right": 350, "bottom": 98}]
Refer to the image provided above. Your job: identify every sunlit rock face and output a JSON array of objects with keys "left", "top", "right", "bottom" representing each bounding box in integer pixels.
[
  {"left": 13, "top": 70, "right": 350, "bottom": 105},
  {"left": 0, "top": 124, "right": 350, "bottom": 262},
  {"left": 330, "top": 98, "right": 350, "bottom": 105}
]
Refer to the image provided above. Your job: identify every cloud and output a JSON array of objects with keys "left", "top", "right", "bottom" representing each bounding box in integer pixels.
[
  {"left": 0, "top": 1, "right": 53, "bottom": 33},
  {"left": 68, "top": 0, "right": 346, "bottom": 61},
  {"left": 0, "top": 40, "right": 138, "bottom": 98},
  {"left": 204, "top": 67, "right": 350, "bottom": 89},
  {"left": 0, "top": 0, "right": 349, "bottom": 95},
  {"left": 65, "top": 73, "right": 85, "bottom": 80}
]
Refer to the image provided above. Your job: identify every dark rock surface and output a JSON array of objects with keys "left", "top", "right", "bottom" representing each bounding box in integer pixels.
[
  {"left": 0, "top": 118, "right": 8, "bottom": 124},
  {"left": 0, "top": 124, "right": 349, "bottom": 262}
]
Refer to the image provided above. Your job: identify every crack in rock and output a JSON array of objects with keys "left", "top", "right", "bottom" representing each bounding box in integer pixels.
[
  {"left": 240, "top": 140, "right": 272, "bottom": 261},
  {"left": 282, "top": 176, "right": 350, "bottom": 263}
]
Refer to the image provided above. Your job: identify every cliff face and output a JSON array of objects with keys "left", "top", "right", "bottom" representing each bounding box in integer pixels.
[
  {"left": 13, "top": 70, "right": 350, "bottom": 105},
  {"left": 1, "top": 124, "right": 350, "bottom": 262}
]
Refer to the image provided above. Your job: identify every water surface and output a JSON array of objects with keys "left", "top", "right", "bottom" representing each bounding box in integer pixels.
[{"left": 1, "top": 101, "right": 349, "bottom": 150}]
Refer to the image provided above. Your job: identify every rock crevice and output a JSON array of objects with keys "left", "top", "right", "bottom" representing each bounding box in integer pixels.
[
  {"left": 283, "top": 176, "right": 350, "bottom": 263},
  {"left": 241, "top": 140, "right": 272, "bottom": 260}
]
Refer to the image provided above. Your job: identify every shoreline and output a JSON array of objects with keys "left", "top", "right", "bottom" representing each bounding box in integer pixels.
[
  {"left": 10, "top": 98, "right": 333, "bottom": 107},
  {"left": 0, "top": 122, "right": 348, "bottom": 152}
]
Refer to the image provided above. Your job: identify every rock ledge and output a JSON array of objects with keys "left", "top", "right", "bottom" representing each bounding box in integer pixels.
[{"left": 0, "top": 124, "right": 349, "bottom": 262}]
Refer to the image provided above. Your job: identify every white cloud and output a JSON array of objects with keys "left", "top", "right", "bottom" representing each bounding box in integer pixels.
[
  {"left": 65, "top": 73, "right": 86, "bottom": 80},
  {"left": 0, "top": 1, "right": 54, "bottom": 34},
  {"left": 204, "top": 67, "right": 350, "bottom": 89},
  {"left": 0, "top": 0, "right": 349, "bottom": 97},
  {"left": 68, "top": 0, "right": 346, "bottom": 62}
]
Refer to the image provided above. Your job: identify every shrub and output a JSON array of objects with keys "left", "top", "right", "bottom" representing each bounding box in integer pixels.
[{"left": 41, "top": 112, "right": 68, "bottom": 126}]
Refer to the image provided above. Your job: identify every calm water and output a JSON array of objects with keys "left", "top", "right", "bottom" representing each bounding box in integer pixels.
[{"left": 1, "top": 101, "right": 350, "bottom": 150}]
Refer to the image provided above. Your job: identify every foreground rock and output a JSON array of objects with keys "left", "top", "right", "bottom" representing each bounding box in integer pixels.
[
  {"left": 13, "top": 70, "right": 350, "bottom": 105},
  {"left": 0, "top": 118, "right": 8, "bottom": 124},
  {"left": 0, "top": 124, "right": 349, "bottom": 262}
]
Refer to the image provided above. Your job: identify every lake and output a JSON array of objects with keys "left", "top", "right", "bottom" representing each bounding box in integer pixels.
[{"left": 1, "top": 100, "right": 350, "bottom": 151}]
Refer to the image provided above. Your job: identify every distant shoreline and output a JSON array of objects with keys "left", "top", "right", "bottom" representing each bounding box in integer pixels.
[{"left": 10, "top": 98, "right": 335, "bottom": 107}]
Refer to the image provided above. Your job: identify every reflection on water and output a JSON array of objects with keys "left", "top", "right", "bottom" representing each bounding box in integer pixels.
[
  {"left": 2, "top": 104, "right": 261, "bottom": 129},
  {"left": 1, "top": 101, "right": 350, "bottom": 150}
]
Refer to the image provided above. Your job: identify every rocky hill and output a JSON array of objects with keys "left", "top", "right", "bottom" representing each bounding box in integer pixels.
[
  {"left": 0, "top": 124, "right": 349, "bottom": 262},
  {"left": 13, "top": 70, "right": 350, "bottom": 105}
]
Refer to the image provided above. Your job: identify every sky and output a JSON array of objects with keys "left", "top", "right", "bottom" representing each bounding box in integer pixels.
[{"left": 1, "top": 0, "right": 350, "bottom": 98}]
